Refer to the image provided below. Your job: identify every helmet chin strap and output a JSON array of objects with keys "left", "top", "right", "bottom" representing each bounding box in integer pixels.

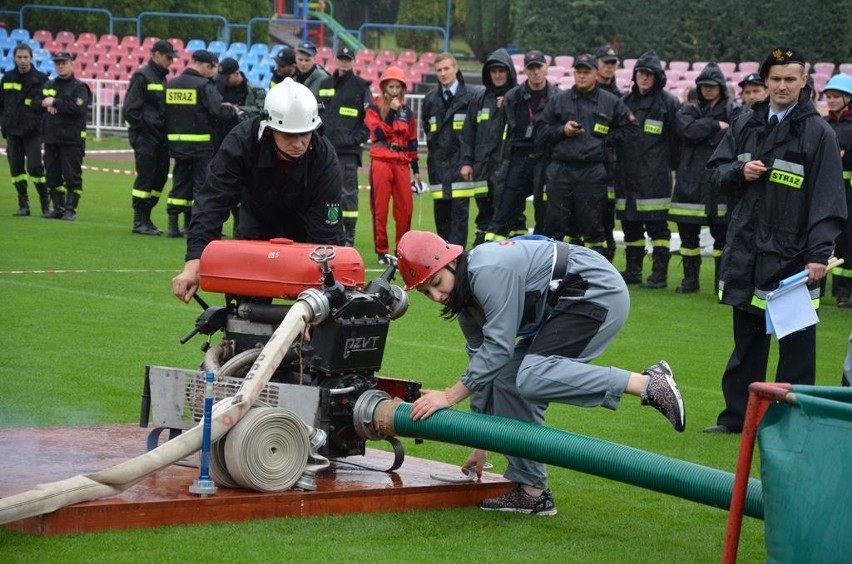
[{"left": 268, "top": 130, "right": 310, "bottom": 162}]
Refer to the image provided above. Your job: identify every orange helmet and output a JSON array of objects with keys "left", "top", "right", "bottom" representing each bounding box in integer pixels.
[
  {"left": 397, "top": 231, "right": 463, "bottom": 290},
  {"left": 379, "top": 65, "right": 407, "bottom": 90}
]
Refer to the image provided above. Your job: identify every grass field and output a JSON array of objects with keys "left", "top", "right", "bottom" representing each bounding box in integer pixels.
[{"left": 0, "top": 135, "right": 849, "bottom": 562}]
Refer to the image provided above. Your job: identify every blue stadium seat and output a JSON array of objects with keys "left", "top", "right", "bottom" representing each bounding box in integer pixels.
[
  {"left": 269, "top": 44, "right": 284, "bottom": 57},
  {"left": 0, "top": 36, "right": 16, "bottom": 53},
  {"left": 229, "top": 42, "right": 248, "bottom": 56},
  {"left": 249, "top": 43, "right": 269, "bottom": 58},
  {"left": 186, "top": 38, "right": 206, "bottom": 52},
  {"left": 0, "top": 55, "right": 12, "bottom": 72},
  {"left": 207, "top": 40, "right": 227, "bottom": 55},
  {"left": 0, "top": 28, "right": 7, "bottom": 41},
  {"left": 10, "top": 29, "right": 31, "bottom": 43}
]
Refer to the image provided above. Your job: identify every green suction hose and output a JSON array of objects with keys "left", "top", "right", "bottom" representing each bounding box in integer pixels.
[{"left": 372, "top": 398, "right": 763, "bottom": 519}]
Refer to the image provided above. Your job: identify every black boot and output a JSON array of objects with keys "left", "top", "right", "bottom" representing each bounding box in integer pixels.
[
  {"left": 35, "top": 183, "right": 51, "bottom": 216},
  {"left": 642, "top": 247, "right": 670, "bottom": 289},
  {"left": 43, "top": 190, "right": 65, "bottom": 219},
  {"left": 180, "top": 209, "right": 192, "bottom": 236},
  {"left": 675, "top": 255, "right": 701, "bottom": 293},
  {"left": 713, "top": 255, "right": 722, "bottom": 294},
  {"left": 167, "top": 214, "right": 182, "bottom": 238},
  {"left": 472, "top": 230, "right": 486, "bottom": 247},
  {"left": 620, "top": 246, "right": 645, "bottom": 285},
  {"left": 12, "top": 182, "right": 30, "bottom": 216},
  {"left": 132, "top": 208, "right": 161, "bottom": 235},
  {"left": 342, "top": 217, "right": 356, "bottom": 247},
  {"left": 62, "top": 191, "right": 79, "bottom": 221}
]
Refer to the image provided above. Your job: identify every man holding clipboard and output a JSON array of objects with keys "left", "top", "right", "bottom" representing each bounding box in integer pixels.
[{"left": 704, "top": 47, "right": 848, "bottom": 434}]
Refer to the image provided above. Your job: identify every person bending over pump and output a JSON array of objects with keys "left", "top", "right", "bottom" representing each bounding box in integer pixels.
[{"left": 397, "top": 231, "right": 686, "bottom": 516}]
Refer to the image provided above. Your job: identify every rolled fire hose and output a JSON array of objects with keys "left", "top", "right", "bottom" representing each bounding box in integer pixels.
[
  {"left": 364, "top": 394, "right": 764, "bottom": 519},
  {"left": 0, "top": 300, "right": 315, "bottom": 525}
]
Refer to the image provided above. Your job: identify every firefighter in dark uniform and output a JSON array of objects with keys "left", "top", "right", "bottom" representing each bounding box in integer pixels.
[
  {"left": 171, "top": 78, "right": 343, "bottom": 302},
  {"left": 596, "top": 43, "right": 622, "bottom": 97},
  {"left": 670, "top": 63, "right": 742, "bottom": 293},
  {"left": 704, "top": 47, "right": 847, "bottom": 433},
  {"left": 615, "top": 51, "right": 681, "bottom": 288},
  {"left": 317, "top": 46, "right": 372, "bottom": 247},
  {"left": 269, "top": 48, "right": 297, "bottom": 89},
  {"left": 535, "top": 53, "right": 637, "bottom": 253},
  {"left": 459, "top": 48, "right": 517, "bottom": 247},
  {"left": 1, "top": 44, "right": 49, "bottom": 217},
  {"left": 164, "top": 49, "right": 236, "bottom": 237},
  {"left": 597, "top": 43, "right": 623, "bottom": 261},
  {"left": 423, "top": 53, "right": 479, "bottom": 247},
  {"left": 41, "top": 52, "right": 90, "bottom": 221},
  {"left": 822, "top": 73, "right": 852, "bottom": 307},
  {"left": 485, "top": 50, "right": 557, "bottom": 240},
  {"left": 294, "top": 41, "right": 330, "bottom": 97},
  {"left": 214, "top": 57, "right": 267, "bottom": 236},
  {"left": 123, "top": 39, "right": 177, "bottom": 235}
]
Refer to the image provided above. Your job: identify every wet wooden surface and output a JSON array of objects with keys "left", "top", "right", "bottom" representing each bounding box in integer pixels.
[{"left": 0, "top": 425, "right": 510, "bottom": 536}]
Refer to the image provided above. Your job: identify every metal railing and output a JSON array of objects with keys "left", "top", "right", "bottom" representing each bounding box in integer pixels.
[{"left": 83, "top": 78, "right": 429, "bottom": 146}]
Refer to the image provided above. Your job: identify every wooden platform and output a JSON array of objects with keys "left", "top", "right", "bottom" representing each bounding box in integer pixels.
[{"left": 0, "top": 425, "right": 510, "bottom": 536}]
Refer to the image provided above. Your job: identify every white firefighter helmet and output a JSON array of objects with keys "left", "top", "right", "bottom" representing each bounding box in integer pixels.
[{"left": 258, "top": 77, "right": 321, "bottom": 139}]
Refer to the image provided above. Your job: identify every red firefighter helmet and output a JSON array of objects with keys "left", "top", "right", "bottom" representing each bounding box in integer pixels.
[
  {"left": 379, "top": 65, "right": 407, "bottom": 90},
  {"left": 397, "top": 231, "right": 463, "bottom": 290}
]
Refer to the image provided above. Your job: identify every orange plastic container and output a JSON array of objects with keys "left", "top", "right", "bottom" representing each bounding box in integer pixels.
[{"left": 199, "top": 238, "right": 365, "bottom": 299}]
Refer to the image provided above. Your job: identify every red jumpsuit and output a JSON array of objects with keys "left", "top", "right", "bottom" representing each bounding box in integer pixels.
[{"left": 365, "top": 98, "right": 419, "bottom": 256}]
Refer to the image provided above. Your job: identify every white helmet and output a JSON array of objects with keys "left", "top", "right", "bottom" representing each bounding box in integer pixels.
[{"left": 258, "top": 78, "right": 321, "bottom": 140}]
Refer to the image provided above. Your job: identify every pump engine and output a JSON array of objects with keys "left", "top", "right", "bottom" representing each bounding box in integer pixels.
[{"left": 140, "top": 238, "right": 420, "bottom": 462}]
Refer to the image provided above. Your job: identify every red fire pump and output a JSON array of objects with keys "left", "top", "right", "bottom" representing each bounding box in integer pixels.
[{"left": 140, "top": 239, "right": 420, "bottom": 470}]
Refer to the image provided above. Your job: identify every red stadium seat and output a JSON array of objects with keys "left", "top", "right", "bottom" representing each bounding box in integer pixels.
[
  {"left": 316, "top": 45, "right": 332, "bottom": 62},
  {"left": 812, "top": 62, "right": 835, "bottom": 76},
  {"left": 419, "top": 51, "right": 437, "bottom": 65},
  {"left": 691, "top": 61, "right": 707, "bottom": 72},
  {"left": 717, "top": 62, "right": 737, "bottom": 75},
  {"left": 55, "top": 31, "right": 75, "bottom": 48},
  {"left": 738, "top": 61, "right": 759, "bottom": 74},
  {"left": 510, "top": 53, "right": 524, "bottom": 67},
  {"left": 33, "top": 30, "right": 53, "bottom": 44},
  {"left": 547, "top": 66, "right": 567, "bottom": 78},
  {"left": 43, "top": 40, "right": 62, "bottom": 55},
  {"left": 141, "top": 36, "right": 160, "bottom": 50},
  {"left": 668, "top": 61, "right": 689, "bottom": 73},
  {"left": 100, "top": 34, "right": 119, "bottom": 53},
  {"left": 376, "top": 49, "right": 396, "bottom": 64},
  {"left": 77, "top": 32, "right": 97, "bottom": 48},
  {"left": 554, "top": 55, "right": 574, "bottom": 68},
  {"left": 168, "top": 38, "right": 185, "bottom": 51},
  {"left": 358, "top": 66, "right": 378, "bottom": 84},
  {"left": 119, "top": 35, "right": 140, "bottom": 54},
  {"left": 88, "top": 44, "right": 106, "bottom": 62},
  {"left": 355, "top": 49, "right": 374, "bottom": 64},
  {"left": 397, "top": 50, "right": 417, "bottom": 66}
]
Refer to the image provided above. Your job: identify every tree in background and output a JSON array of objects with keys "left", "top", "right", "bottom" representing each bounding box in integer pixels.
[
  {"left": 395, "top": 0, "right": 454, "bottom": 53},
  {"left": 512, "top": 0, "right": 616, "bottom": 59},
  {"left": 464, "top": 0, "right": 512, "bottom": 61}
]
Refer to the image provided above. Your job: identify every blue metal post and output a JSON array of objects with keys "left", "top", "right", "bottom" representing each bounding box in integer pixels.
[{"left": 189, "top": 371, "right": 218, "bottom": 495}]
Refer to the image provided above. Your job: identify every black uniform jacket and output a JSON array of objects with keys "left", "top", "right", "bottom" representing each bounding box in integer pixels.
[
  {"left": 0, "top": 66, "right": 48, "bottom": 137},
  {"left": 460, "top": 48, "right": 517, "bottom": 188},
  {"left": 317, "top": 70, "right": 371, "bottom": 163},
  {"left": 122, "top": 60, "right": 169, "bottom": 141},
  {"left": 422, "top": 71, "right": 480, "bottom": 196},
  {"left": 41, "top": 74, "right": 90, "bottom": 145},
  {"left": 615, "top": 50, "right": 682, "bottom": 221},
  {"left": 708, "top": 93, "right": 847, "bottom": 310},
  {"left": 186, "top": 118, "right": 343, "bottom": 261}
]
